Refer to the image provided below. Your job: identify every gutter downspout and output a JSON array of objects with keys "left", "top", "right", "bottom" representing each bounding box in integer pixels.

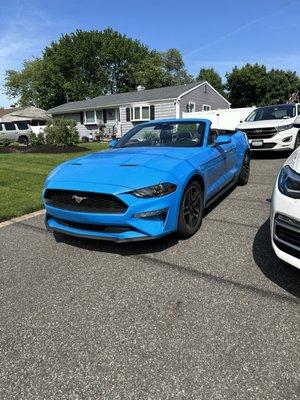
[{"left": 175, "top": 99, "right": 180, "bottom": 118}]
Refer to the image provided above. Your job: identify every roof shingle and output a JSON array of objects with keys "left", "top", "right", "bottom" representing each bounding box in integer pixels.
[{"left": 48, "top": 82, "right": 204, "bottom": 114}]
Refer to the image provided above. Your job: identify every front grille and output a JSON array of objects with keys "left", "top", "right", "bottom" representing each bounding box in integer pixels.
[
  {"left": 243, "top": 127, "right": 277, "bottom": 139},
  {"left": 55, "top": 218, "right": 134, "bottom": 233},
  {"left": 274, "top": 214, "right": 300, "bottom": 258},
  {"left": 250, "top": 142, "right": 276, "bottom": 149},
  {"left": 274, "top": 240, "right": 300, "bottom": 259},
  {"left": 44, "top": 189, "right": 127, "bottom": 213},
  {"left": 276, "top": 225, "right": 300, "bottom": 248}
]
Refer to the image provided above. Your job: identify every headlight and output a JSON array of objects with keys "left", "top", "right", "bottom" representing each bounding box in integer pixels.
[
  {"left": 276, "top": 124, "right": 294, "bottom": 132},
  {"left": 278, "top": 165, "right": 300, "bottom": 199},
  {"left": 130, "top": 183, "right": 177, "bottom": 198}
]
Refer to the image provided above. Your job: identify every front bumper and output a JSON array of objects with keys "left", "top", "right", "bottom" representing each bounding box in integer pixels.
[
  {"left": 270, "top": 183, "right": 300, "bottom": 269},
  {"left": 249, "top": 128, "right": 298, "bottom": 151},
  {"left": 44, "top": 186, "right": 180, "bottom": 242}
]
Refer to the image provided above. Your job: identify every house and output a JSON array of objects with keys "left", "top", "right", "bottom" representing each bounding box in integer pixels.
[{"left": 47, "top": 81, "right": 230, "bottom": 138}]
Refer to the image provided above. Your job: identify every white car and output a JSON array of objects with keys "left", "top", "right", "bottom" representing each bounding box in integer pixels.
[
  {"left": 270, "top": 147, "right": 300, "bottom": 268},
  {"left": 238, "top": 103, "right": 300, "bottom": 151},
  {"left": 0, "top": 121, "right": 32, "bottom": 144}
]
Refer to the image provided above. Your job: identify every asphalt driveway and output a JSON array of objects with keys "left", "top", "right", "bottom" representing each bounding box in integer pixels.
[{"left": 0, "top": 153, "right": 299, "bottom": 400}]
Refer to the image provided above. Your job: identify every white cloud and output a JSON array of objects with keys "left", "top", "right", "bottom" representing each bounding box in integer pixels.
[{"left": 184, "top": 0, "right": 298, "bottom": 59}]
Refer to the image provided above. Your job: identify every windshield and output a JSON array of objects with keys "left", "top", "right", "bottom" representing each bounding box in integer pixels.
[
  {"left": 117, "top": 121, "right": 206, "bottom": 148},
  {"left": 246, "top": 104, "right": 296, "bottom": 121}
]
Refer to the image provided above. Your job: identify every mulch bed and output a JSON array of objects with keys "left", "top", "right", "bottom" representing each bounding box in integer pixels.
[{"left": 0, "top": 145, "right": 89, "bottom": 154}]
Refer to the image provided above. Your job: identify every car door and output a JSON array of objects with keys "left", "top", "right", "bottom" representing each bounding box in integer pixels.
[
  {"left": 3, "top": 122, "right": 17, "bottom": 140},
  {"left": 218, "top": 133, "right": 238, "bottom": 178},
  {"left": 201, "top": 129, "right": 228, "bottom": 200}
]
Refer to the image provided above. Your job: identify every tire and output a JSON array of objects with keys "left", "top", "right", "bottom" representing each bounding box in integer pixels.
[
  {"left": 81, "top": 136, "right": 89, "bottom": 143},
  {"left": 177, "top": 181, "right": 204, "bottom": 239},
  {"left": 238, "top": 152, "right": 250, "bottom": 186},
  {"left": 18, "top": 135, "right": 29, "bottom": 145},
  {"left": 293, "top": 133, "right": 300, "bottom": 151}
]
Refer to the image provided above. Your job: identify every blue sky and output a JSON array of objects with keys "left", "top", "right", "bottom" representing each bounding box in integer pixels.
[{"left": 0, "top": 0, "right": 299, "bottom": 107}]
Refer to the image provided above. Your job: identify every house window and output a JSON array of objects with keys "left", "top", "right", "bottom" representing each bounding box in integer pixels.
[
  {"left": 106, "top": 109, "right": 116, "bottom": 120},
  {"left": 96, "top": 110, "right": 103, "bottom": 122},
  {"left": 84, "top": 111, "right": 96, "bottom": 124},
  {"left": 202, "top": 104, "right": 211, "bottom": 111},
  {"left": 130, "top": 105, "right": 150, "bottom": 121},
  {"left": 142, "top": 106, "right": 150, "bottom": 120},
  {"left": 186, "top": 102, "right": 196, "bottom": 113}
]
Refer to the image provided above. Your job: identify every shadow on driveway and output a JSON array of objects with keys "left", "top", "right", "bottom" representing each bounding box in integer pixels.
[
  {"left": 250, "top": 150, "right": 289, "bottom": 160},
  {"left": 253, "top": 219, "right": 300, "bottom": 298},
  {"left": 53, "top": 230, "right": 179, "bottom": 256}
]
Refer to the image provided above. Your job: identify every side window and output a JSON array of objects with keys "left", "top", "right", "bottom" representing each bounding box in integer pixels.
[
  {"left": 0, "top": 124, "right": 2, "bottom": 131},
  {"left": 208, "top": 129, "right": 218, "bottom": 145},
  {"left": 298, "top": 106, "right": 300, "bottom": 116},
  {"left": 16, "top": 122, "right": 29, "bottom": 130},
  {"left": 4, "top": 122, "right": 16, "bottom": 131}
]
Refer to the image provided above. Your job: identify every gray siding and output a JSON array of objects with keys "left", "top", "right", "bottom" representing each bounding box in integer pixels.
[
  {"left": 179, "top": 83, "right": 229, "bottom": 115},
  {"left": 154, "top": 101, "right": 176, "bottom": 119}
]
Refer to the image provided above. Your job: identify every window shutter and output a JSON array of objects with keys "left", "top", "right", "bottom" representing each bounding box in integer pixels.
[
  {"left": 103, "top": 109, "right": 107, "bottom": 123},
  {"left": 80, "top": 111, "right": 84, "bottom": 124},
  {"left": 126, "top": 108, "right": 131, "bottom": 122},
  {"left": 150, "top": 105, "right": 155, "bottom": 120}
]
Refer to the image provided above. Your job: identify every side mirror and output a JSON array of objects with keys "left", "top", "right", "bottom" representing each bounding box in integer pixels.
[
  {"left": 239, "top": 119, "right": 244, "bottom": 123},
  {"left": 214, "top": 135, "right": 232, "bottom": 145},
  {"left": 109, "top": 139, "right": 119, "bottom": 148}
]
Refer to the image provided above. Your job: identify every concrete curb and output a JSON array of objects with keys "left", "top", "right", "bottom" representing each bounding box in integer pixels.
[{"left": 0, "top": 210, "right": 45, "bottom": 229}]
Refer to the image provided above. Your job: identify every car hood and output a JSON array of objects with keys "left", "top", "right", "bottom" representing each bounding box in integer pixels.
[
  {"left": 47, "top": 147, "right": 202, "bottom": 190},
  {"left": 238, "top": 118, "right": 295, "bottom": 129}
]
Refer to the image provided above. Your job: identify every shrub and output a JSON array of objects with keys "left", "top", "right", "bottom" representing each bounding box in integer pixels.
[
  {"left": 29, "top": 132, "right": 45, "bottom": 146},
  {"left": 0, "top": 138, "right": 13, "bottom": 146},
  {"left": 45, "top": 118, "right": 79, "bottom": 146}
]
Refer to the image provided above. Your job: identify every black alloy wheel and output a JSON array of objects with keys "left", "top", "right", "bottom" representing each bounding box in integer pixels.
[
  {"left": 238, "top": 152, "right": 250, "bottom": 186},
  {"left": 177, "top": 181, "right": 204, "bottom": 238}
]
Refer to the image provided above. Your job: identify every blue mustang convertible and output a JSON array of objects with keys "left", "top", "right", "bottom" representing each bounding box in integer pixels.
[{"left": 43, "top": 119, "right": 250, "bottom": 242}]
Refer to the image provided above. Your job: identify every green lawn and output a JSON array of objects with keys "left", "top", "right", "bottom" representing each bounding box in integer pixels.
[{"left": 0, "top": 142, "right": 108, "bottom": 222}]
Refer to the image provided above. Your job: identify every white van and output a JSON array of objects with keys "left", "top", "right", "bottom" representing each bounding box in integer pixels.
[
  {"left": 237, "top": 103, "right": 300, "bottom": 151},
  {"left": 0, "top": 121, "right": 32, "bottom": 144}
]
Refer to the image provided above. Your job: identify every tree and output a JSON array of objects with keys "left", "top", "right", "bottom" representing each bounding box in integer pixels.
[
  {"left": 5, "top": 59, "right": 44, "bottom": 107},
  {"left": 4, "top": 29, "right": 191, "bottom": 110},
  {"left": 225, "top": 63, "right": 300, "bottom": 107},
  {"left": 262, "top": 69, "right": 300, "bottom": 105},
  {"left": 134, "top": 49, "right": 193, "bottom": 89},
  {"left": 196, "top": 68, "right": 223, "bottom": 93},
  {"left": 225, "top": 64, "right": 268, "bottom": 107},
  {"left": 162, "top": 49, "right": 194, "bottom": 85}
]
